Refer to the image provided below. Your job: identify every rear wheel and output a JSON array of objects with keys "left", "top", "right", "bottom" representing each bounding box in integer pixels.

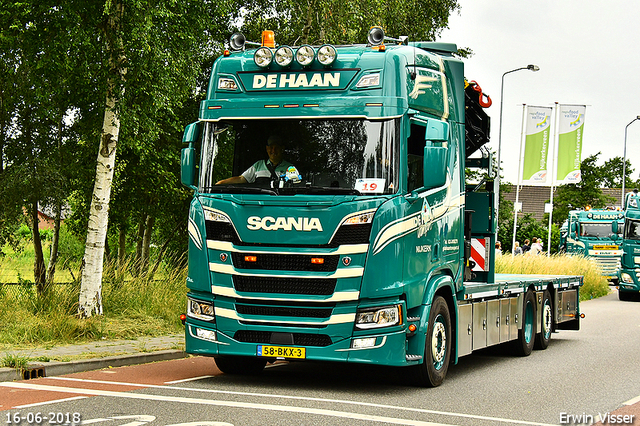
[
  {"left": 415, "top": 296, "right": 451, "bottom": 387},
  {"left": 214, "top": 356, "right": 267, "bottom": 375},
  {"left": 534, "top": 290, "right": 552, "bottom": 350},
  {"left": 514, "top": 289, "right": 537, "bottom": 356}
]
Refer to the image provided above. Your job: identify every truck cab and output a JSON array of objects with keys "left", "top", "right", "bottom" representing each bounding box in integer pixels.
[
  {"left": 618, "top": 190, "right": 640, "bottom": 300},
  {"left": 561, "top": 208, "right": 623, "bottom": 283}
]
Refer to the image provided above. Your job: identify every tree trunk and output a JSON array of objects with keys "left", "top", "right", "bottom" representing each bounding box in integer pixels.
[
  {"left": 78, "top": 0, "right": 126, "bottom": 318},
  {"left": 140, "top": 215, "right": 155, "bottom": 274},
  {"left": 46, "top": 201, "right": 62, "bottom": 285},
  {"left": 134, "top": 217, "right": 145, "bottom": 274},
  {"left": 31, "top": 203, "right": 46, "bottom": 294}
]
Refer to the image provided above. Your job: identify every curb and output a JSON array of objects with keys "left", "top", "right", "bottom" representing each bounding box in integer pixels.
[{"left": 0, "top": 350, "right": 188, "bottom": 382}]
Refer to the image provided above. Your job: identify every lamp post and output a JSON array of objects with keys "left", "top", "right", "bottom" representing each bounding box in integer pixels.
[
  {"left": 622, "top": 115, "right": 640, "bottom": 206},
  {"left": 495, "top": 65, "right": 540, "bottom": 234}
]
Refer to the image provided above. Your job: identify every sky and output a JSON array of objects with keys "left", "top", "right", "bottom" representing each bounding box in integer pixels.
[{"left": 437, "top": 0, "right": 640, "bottom": 185}]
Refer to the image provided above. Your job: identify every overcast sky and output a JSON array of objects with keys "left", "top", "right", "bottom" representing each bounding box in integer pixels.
[{"left": 437, "top": 0, "right": 640, "bottom": 185}]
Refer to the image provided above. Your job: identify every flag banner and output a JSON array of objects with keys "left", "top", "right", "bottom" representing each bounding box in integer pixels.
[
  {"left": 521, "top": 106, "right": 553, "bottom": 185},
  {"left": 556, "top": 105, "right": 586, "bottom": 184}
]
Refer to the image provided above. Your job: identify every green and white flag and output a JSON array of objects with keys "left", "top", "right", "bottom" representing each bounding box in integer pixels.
[
  {"left": 521, "top": 106, "right": 553, "bottom": 185},
  {"left": 556, "top": 105, "right": 586, "bottom": 184}
]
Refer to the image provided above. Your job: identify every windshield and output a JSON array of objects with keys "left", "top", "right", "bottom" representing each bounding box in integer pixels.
[
  {"left": 199, "top": 118, "right": 400, "bottom": 195},
  {"left": 625, "top": 219, "right": 640, "bottom": 240},
  {"left": 578, "top": 222, "right": 614, "bottom": 238}
]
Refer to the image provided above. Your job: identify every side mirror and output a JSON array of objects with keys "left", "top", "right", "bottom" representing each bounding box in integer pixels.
[
  {"left": 183, "top": 122, "right": 201, "bottom": 145},
  {"left": 181, "top": 147, "right": 196, "bottom": 188},
  {"left": 612, "top": 220, "right": 619, "bottom": 235},
  {"left": 423, "top": 145, "right": 447, "bottom": 189},
  {"left": 181, "top": 122, "right": 201, "bottom": 188}
]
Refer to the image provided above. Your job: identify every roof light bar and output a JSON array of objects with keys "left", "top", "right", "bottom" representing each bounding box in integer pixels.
[{"left": 275, "top": 46, "right": 294, "bottom": 67}]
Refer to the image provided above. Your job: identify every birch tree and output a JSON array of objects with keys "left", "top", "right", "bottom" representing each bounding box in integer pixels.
[{"left": 78, "top": 0, "right": 126, "bottom": 317}]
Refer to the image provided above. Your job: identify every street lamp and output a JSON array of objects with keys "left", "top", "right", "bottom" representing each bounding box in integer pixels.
[
  {"left": 495, "top": 64, "right": 540, "bottom": 232},
  {"left": 622, "top": 115, "right": 640, "bottom": 206}
]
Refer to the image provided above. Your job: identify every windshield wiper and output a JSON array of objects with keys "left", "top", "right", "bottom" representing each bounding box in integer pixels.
[{"left": 201, "top": 186, "right": 278, "bottom": 195}]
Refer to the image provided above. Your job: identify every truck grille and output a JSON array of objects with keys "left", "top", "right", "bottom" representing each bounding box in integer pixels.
[
  {"left": 330, "top": 223, "right": 372, "bottom": 246},
  {"left": 232, "top": 252, "right": 339, "bottom": 272},
  {"left": 233, "top": 276, "right": 336, "bottom": 295},
  {"left": 235, "top": 304, "right": 333, "bottom": 318},
  {"left": 205, "top": 221, "right": 241, "bottom": 244},
  {"left": 234, "top": 330, "right": 333, "bottom": 347}
]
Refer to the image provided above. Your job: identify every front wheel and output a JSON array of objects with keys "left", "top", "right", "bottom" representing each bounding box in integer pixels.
[
  {"left": 414, "top": 296, "right": 451, "bottom": 387},
  {"left": 534, "top": 290, "right": 552, "bottom": 350},
  {"left": 514, "top": 289, "right": 537, "bottom": 356}
]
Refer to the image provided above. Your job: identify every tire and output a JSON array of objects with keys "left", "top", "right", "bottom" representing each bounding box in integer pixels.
[
  {"left": 514, "top": 289, "right": 537, "bottom": 356},
  {"left": 534, "top": 290, "right": 552, "bottom": 350},
  {"left": 214, "top": 355, "right": 267, "bottom": 375},
  {"left": 414, "top": 296, "right": 451, "bottom": 387},
  {"left": 618, "top": 290, "right": 638, "bottom": 302}
]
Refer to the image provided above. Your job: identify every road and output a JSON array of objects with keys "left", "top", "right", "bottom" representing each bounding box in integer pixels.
[{"left": 2, "top": 291, "right": 640, "bottom": 426}]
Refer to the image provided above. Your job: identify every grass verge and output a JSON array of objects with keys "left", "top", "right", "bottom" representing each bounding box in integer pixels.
[{"left": 496, "top": 253, "right": 611, "bottom": 300}]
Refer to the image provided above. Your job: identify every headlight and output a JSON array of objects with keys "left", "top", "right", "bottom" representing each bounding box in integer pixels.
[
  {"left": 274, "top": 46, "right": 294, "bottom": 67},
  {"left": 355, "top": 305, "right": 402, "bottom": 329},
  {"left": 254, "top": 47, "right": 273, "bottom": 68},
  {"left": 204, "top": 209, "right": 231, "bottom": 223},
  {"left": 187, "top": 298, "right": 215, "bottom": 321},
  {"left": 296, "top": 45, "right": 315, "bottom": 66},
  {"left": 621, "top": 272, "right": 634, "bottom": 284},
  {"left": 317, "top": 44, "right": 337, "bottom": 66},
  {"left": 343, "top": 211, "right": 375, "bottom": 225}
]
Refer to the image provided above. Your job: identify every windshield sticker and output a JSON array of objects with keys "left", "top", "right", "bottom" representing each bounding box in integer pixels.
[{"left": 355, "top": 178, "right": 386, "bottom": 194}]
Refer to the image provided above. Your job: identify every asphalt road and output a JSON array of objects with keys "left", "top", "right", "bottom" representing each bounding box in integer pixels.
[{"left": 2, "top": 291, "right": 640, "bottom": 426}]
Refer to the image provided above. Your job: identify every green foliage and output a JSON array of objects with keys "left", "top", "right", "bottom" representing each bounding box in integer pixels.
[{"left": 553, "top": 153, "right": 618, "bottom": 225}]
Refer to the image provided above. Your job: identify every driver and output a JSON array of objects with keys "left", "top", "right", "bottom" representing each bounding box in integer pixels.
[{"left": 216, "top": 135, "right": 295, "bottom": 185}]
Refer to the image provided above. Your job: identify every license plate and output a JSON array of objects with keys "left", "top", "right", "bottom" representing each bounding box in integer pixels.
[{"left": 257, "top": 345, "right": 306, "bottom": 359}]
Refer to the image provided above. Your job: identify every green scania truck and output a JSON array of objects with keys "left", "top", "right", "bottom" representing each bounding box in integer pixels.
[
  {"left": 617, "top": 190, "right": 640, "bottom": 300},
  {"left": 558, "top": 208, "right": 623, "bottom": 283},
  {"left": 179, "top": 28, "right": 583, "bottom": 386}
]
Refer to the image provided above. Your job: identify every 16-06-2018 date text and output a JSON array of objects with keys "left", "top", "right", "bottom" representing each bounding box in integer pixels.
[{"left": 6, "top": 413, "right": 81, "bottom": 425}]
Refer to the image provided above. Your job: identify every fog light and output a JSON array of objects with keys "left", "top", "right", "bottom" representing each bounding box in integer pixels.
[
  {"left": 195, "top": 327, "right": 216, "bottom": 341},
  {"left": 254, "top": 47, "right": 273, "bottom": 68},
  {"left": 352, "top": 338, "right": 376, "bottom": 348}
]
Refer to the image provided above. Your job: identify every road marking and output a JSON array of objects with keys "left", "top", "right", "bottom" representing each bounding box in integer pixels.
[
  {"left": 623, "top": 394, "right": 640, "bottom": 405},
  {"left": 23, "top": 377, "right": 555, "bottom": 426},
  {"left": 0, "top": 381, "right": 454, "bottom": 426},
  {"left": 164, "top": 375, "right": 214, "bottom": 384},
  {"left": 13, "top": 396, "right": 87, "bottom": 409}
]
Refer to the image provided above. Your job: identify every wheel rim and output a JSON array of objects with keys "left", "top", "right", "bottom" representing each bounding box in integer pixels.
[
  {"left": 542, "top": 299, "right": 552, "bottom": 339},
  {"left": 431, "top": 314, "right": 447, "bottom": 370},
  {"left": 524, "top": 300, "right": 534, "bottom": 343}
]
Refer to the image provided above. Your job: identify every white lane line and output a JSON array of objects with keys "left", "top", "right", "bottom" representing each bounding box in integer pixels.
[
  {"left": 13, "top": 396, "right": 87, "bottom": 409},
  {"left": 43, "top": 377, "right": 554, "bottom": 426},
  {"left": 164, "top": 375, "right": 214, "bottom": 384},
  {"left": 623, "top": 394, "right": 640, "bottom": 406},
  {"left": 0, "top": 382, "right": 452, "bottom": 426}
]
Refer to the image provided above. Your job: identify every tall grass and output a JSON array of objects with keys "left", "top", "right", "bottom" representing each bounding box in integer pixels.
[
  {"left": 495, "top": 253, "right": 611, "bottom": 300},
  {"left": 0, "top": 257, "right": 186, "bottom": 348}
]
